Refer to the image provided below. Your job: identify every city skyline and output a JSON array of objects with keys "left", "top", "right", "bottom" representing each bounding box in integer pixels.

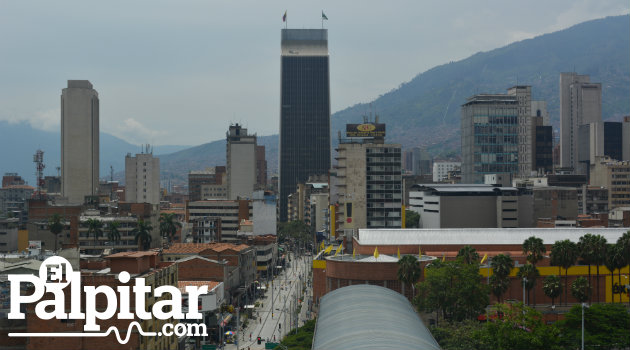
[{"left": 0, "top": 1, "right": 627, "bottom": 146}]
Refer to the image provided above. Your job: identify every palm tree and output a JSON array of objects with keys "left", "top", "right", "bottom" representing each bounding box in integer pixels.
[
  {"left": 133, "top": 219, "right": 153, "bottom": 251},
  {"left": 159, "top": 213, "right": 181, "bottom": 246},
  {"left": 456, "top": 245, "right": 479, "bottom": 265},
  {"left": 48, "top": 214, "right": 64, "bottom": 252},
  {"left": 397, "top": 255, "right": 422, "bottom": 298},
  {"left": 490, "top": 254, "right": 514, "bottom": 303},
  {"left": 490, "top": 274, "right": 510, "bottom": 303},
  {"left": 85, "top": 218, "right": 104, "bottom": 252},
  {"left": 550, "top": 239, "right": 578, "bottom": 306},
  {"left": 605, "top": 243, "right": 625, "bottom": 303},
  {"left": 590, "top": 234, "right": 607, "bottom": 302},
  {"left": 523, "top": 236, "right": 546, "bottom": 266},
  {"left": 571, "top": 276, "right": 590, "bottom": 303},
  {"left": 542, "top": 275, "right": 561, "bottom": 306},
  {"left": 517, "top": 263, "right": 539, "bottom": 305},
  {"left": 107, "top": 221, "right": 121, "bottom": 252},
  {"left": 578, "top": 234, "right": 596, "bottom": 303}
]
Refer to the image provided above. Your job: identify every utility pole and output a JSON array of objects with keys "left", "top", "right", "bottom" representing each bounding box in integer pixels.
[{"left": 236, "top": 307, "right": 240, "bottom": 350}]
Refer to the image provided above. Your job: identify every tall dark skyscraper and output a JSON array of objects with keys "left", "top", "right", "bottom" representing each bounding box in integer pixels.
[{"left": 279, "top": 29, "right": 331, "bottom": 221}]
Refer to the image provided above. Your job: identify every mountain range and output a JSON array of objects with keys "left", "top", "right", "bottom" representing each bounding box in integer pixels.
[{"left": 1, "top": 15, "right": 628, "bottom": 186}]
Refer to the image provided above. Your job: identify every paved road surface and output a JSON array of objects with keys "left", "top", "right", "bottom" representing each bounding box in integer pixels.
[{"left": 224, "top": 252, "right": 313, "bottom": 350}]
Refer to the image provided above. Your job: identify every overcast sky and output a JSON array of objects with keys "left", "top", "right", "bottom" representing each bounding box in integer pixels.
[{"left": 0, "top": 1, "right": 627, "bottom": 146}]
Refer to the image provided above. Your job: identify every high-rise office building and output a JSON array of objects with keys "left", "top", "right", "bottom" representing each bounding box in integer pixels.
[
  {"left": 559, "top": 72, "right": 602, "bottom": 173},
  {"left": 603, "top": 121, "right": 623, "bottom": 161},
  {"left": 461, "top": 94, "right": 518, "bottom": 184},
  {"left": 125, "top": 148, "right": 160, "bottom": 205},
  {"left": 279, "top": 29, "right": 331, "bottom": 221},
  {"left": 227, "top": 124, "right": 256, "bottom": 200},
  {"left": 61, "top": 80, "right": 99, "bottom": 204},
  {"left": 623, "top": 116, "right": 630, "bottom": 161}
]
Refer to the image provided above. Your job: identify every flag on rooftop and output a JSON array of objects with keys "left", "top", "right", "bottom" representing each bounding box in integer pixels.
[
  {"left": 352, "top": 248, "right": 356, "bottom": 259},
  {"left": 480, "top": 253, "right": 488, "bottom": 264},
  {"left": 324, "top": 245, "right": 333, "bottom": 254},
  {"left": 322, "top": 11, "right": 328, "bottom": 20},
  {"left": 374, "top": 246, "right": 379, "bottom": 259},
  {"left": 397, "top": 247, "right": 401, "bottom": 259},
  {"left": 283, "top": 10, "right": 287, "bottom": 22},
  {"left": 334, "top": 244, "right": 343, "bottom": 257}
]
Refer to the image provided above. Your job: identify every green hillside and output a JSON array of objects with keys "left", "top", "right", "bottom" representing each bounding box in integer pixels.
[
  {"left": 331, "top": 15, "right": 630, "bottom": 156},
  {"left": 158, "top": 15, "right": 629, "bottom": 179}
]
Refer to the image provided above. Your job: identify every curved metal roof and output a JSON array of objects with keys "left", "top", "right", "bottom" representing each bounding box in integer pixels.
[{"left": 312, "top": 284, "right": 441, "bottom": 350}]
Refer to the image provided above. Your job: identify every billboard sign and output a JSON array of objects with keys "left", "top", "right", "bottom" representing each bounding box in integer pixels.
[{"left": 346, "top": 123, "right": 385, "bottom": 138}]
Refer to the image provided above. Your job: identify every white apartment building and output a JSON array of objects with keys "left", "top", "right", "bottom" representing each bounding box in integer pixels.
[
  {"left": 432, "top": 162, "right": 461, "bottom": 182},
  {"left": 125, "top": 149, "right": 160, "bottom": 205}
]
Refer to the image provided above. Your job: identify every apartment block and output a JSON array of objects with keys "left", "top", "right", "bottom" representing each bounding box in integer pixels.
[
  {"left": 125, "top": 149, "right": 160, "bottom": 205},
  {"left": 590, "top": 156, "right": 630, "bottom": 210},
  {"left": 226, "top": 124, "right": 257, "bottom": 200},
  {"left": 186, "top": 200, "right": 251, "bottom": 242},
  {"left": 432, "top": 162, "right": 461, "bottom": 182},
  {"left": 335, "top": 135, "right": 402, "bottom": 230}
]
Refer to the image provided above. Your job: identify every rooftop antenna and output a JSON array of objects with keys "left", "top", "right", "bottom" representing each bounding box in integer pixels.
[{"left": 110, "top": 165, "right": 114, "bottom": 182}]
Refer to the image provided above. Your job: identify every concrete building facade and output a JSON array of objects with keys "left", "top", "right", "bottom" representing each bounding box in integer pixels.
[
  {"left": 61, "top": 80, "right": 99, "bottom": 204},
  {"left": 590, "top": 156, "right": 630, "bottom": 210},
  {"left": 559, "top": 72, "right": 602, "bottom": 173},
  {"left": 226, "top": 124, "right": 257, "bottom": 200},
  {"left": 125, "top": 150, "right": 160, "bottom": 204},
  {"left": 186, "top": 200, "right": 252, "bottom": 242},
  {"left": 335, "top": 141, "right": 402, "bottom": 231},
  {"left": 432, "top": 162, "right": 461, "bottom": 182},
  {"left": 409, "top": 184, "right": 519, "bottom": 228},
  {"left": 188, "top": 167, "right": 226, "bottom": 202}
]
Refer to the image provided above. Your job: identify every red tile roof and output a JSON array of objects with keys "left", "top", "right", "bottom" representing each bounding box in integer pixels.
[
  {"left": 164, "top": 242, "right": 251, "bottom": 255},
  {"left": 107, "top": 251, "right": 158, "bottom": 258},
  {"left": 178, "top": 280, "right": 221, "bottom": 294}
]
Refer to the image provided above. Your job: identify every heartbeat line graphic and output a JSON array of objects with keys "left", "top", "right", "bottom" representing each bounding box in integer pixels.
[{"left": 9, "top": 321, "right": 156, "bottom": 344}]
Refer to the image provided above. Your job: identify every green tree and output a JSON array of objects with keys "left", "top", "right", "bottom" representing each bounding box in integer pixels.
[
  {"left": 278, "top": 220, "right": 311, "bottom": 247},
  {"left": 133, "top": 219, "right": 153, "bottom": 250},
  {"left": 489, "top": 254, "right": 514, "bottom": 303},
  {"left": 456, "top": 245, "right": 479, "bottom": 265},
  {"left": 86, "top": 218, "right": 104, "bottom": 249},
  {"left": 571, "top": 276, "right": 590, "bottom": 303},
  {"left": 550, "top": 239, "right": 578, "bottom": 305},
  {"left": 107, "top": 221, "right": 121, "bottom": 250},
  {"left": 604, "top": 243, "right": 625, "bottom": 303},
  {"left": 590, "top": 234, "right": 607, "bottom": 302},
  {"left": 481, "top": 303, "right": 561, "bottom": 350},
  {"left": 159, "top": 213, "right": 181, "bottom": 246},
  {"left": 489, "top": 274, "right": 510, "bottom": 304},
  {"left": 556, "top": 303, "right": 630, "bottom": 350},
  {"left": 577, "top": 234, "right": 597, "bottom": 303},
  {"left": 279, "top": 318, "right": 316, "bottom": 350},
  {"left": 415, "top": 259, "right": 489, "bottom": 323},
  {"left": 48, "top": 213, "right": 64, "bottom": 252},
  {"left": 405, "top": 209, "right": 420, "bottom": 228},
  {"left": 517, "top": 263, "right": 539, "bottom": 305},
  {"left": 397, "top": 255, "right": 421, "bottom": 298},
  {"left": 542, "top": 275, "right": 561, "bottom": 306},
  {"left": 522, "top": 236, "right": 546, "bottom": 266}
]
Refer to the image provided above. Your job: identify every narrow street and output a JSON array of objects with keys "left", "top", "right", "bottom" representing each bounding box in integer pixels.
[{"left": 225, "top": 252, "right": 312, "bottom": 350}]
